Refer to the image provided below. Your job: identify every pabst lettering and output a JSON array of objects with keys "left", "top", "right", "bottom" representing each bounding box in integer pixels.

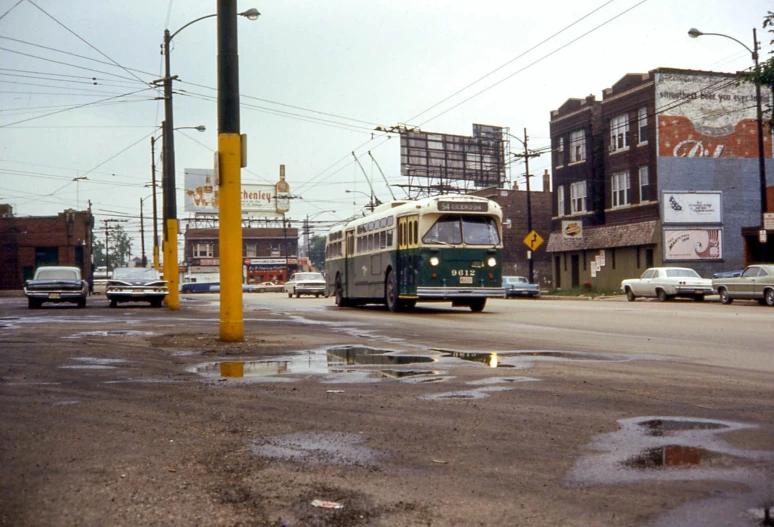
[{"left": 673, "top": 140, "right": 724, "bottom": 158}]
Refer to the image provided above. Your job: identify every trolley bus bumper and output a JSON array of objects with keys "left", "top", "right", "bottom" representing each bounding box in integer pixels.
[{"left": 415, "top": 287, "right": 505, "bottom": 299}]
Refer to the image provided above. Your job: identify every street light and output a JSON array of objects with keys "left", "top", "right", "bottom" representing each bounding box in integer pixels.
[
  {"left": 150, "top": 124, "right": 205, "bottom": 271},
  {"left": 507, "top": 129, "right": 542, "bottom": 284},
  {"left": 345, "top": 189, "right": 375, "bottom": 211},
  {"left": 155, "top": 8, "right": 258, "bottom": 310},
  {"left": 689, "top": 27, "right": 768, "bottom": 261}
]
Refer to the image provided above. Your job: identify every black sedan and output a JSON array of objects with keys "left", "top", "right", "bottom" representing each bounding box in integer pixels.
[{"left": 23, "top": 266, "right": 88, "bottom": 309}]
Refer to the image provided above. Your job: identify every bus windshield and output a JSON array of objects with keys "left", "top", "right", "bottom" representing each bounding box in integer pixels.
[{"left": 423, "top": 215, "right": 500, "bottom": 245}]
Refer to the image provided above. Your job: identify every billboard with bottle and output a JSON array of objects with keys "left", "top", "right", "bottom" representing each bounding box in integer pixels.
[{"left": 184, "top": 168, "right": 280, "bottom": 214}]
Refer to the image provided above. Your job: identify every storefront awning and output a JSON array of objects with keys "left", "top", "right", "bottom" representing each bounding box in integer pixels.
[{"left": 546, "top": 220, "right": 657, "bottom": 253}]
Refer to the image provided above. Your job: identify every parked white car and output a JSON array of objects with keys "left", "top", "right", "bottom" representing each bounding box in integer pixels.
[
  {"left": 283, "top": 272, "right": 326, "bottom": 298},
  {"left": 621, "top": 267, "right": 714, "bottom": 302}
]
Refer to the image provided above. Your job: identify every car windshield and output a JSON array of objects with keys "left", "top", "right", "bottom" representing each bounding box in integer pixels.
[
  {"left": 423, "top": 215, "right": 500, "bottom": 245},
  {"left": 36, "top": 269, "right": 78, "bottom": 280},
  {"left": 294, "top": 273, "right": 323, "bottom": 281},
  {"left": 112, "top": 268, "right": 160, "bottom": 281},
  {"left": 665, "top": 269, "right": 701, "bottom": 278}
]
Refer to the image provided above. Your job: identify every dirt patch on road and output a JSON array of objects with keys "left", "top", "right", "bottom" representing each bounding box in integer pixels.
[{"left": 150, "top": 332, "right": 311, "bottom": 357}]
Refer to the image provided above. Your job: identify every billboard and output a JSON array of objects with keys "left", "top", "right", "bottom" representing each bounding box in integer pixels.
[
  {"left": 184, "top": 169, "right": 282, "bottom": 214},
  {"left": 400, "top": 124, "right": 506, "bottom": 189},
  {"left": 663, "top": 228, "right": 723, "bottom": 261},
  {"left": 655, "top": 72, "right": 772, "bottom": 159},
  {"left": 662, "top": 191, "right": 722, "bottom": 224}
]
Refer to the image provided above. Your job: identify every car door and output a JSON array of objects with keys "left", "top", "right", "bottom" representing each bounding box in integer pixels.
[
  {"left": 738, "top": 266, "right": 760, "bottom": 299},
  {"left": 635, "top": 269, "right": 655, "bottom": 296}
]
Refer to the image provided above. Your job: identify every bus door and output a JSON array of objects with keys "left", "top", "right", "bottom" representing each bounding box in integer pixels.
[
  {"left": 345, "top": 229, "right": 355, "bottom": 297},
  {"left": 397, "top": 215, "right": 419, "bottom": 297}
]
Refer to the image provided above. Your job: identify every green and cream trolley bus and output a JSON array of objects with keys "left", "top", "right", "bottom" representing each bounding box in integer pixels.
[{"left": 325, "top": 195, "right": 505, "bottom": 312}]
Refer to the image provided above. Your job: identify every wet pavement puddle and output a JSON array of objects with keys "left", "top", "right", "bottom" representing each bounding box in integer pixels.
[
  {"left": 59, "top": 357, "right": 129, "bottom": 369},
  {"left": 189, "top": 345, "right": 442, "bottom": 382},
  {"left": 64, "top": 330, "right": 156, "bottom": 339},
  {"left": 568, "top": 416, "right": 774, "bottom": 527},
  {"left": 250, "top": 431, "right": 384, "bottom": 466},
  {"left": 420, "top": 386, "right": 515, "bottom": 401}
]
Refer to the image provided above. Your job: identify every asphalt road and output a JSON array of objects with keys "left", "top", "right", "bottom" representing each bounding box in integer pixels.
[{"left": 1, "top": 293, "right": 773, "bottom": 527}]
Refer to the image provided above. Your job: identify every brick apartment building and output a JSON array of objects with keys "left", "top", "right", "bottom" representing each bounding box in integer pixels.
[
  {"left": 0, "top": 205, "right": 95, "bottom": 290},
  {"left": 184, "top": 217, "right": 299, "bottom": 284},
  {"left": 546, "top": 67, "right": 774, "bottom": 290},
  {"left": 473, "top": 170, "right": 554, "bottom": 288}
]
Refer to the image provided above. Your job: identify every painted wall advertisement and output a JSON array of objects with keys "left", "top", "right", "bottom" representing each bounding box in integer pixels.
[
  {"left": 662, "top": 191, "right": 722, "bottom": 224},
  {"left": 184, "top": 168, "right": 283, "bottom": 215},
  {"left": 663, "top": 228, "right": 723, "bottom": 261},
  {"left": 655, "top": 72, "right": 772, "bottom": 159}
]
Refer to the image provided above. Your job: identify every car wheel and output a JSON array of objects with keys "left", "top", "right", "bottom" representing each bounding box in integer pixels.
[
  {"left": 625, "top": 288, "right": 636, "bottom": 302},
  {"left": 287, "top": 291, "right": 293, "bottom": 298},
  {"left": 77, "top": 299, "right": 86, "bottom": 309},
  {"left": 151, "top": 299, "right": 163, "bottom": 308},
  {"left": 657, "top": 289, "right": 669, "bottom": 302},
  {"left": 315, "top": 294, "right": 320, "bottom": 298},
  {"left": 295, "top": 291, "right": 301, "bottom": 298},
  {"left": 109, "top": 298, "right": 118, "bottom": 308},
  {"left": 469, "top": 299, "right": 487, "bottom": 312},
  {"left": 385, "top": 269, "right": 401, "bottom": 312},
  {"left": 28, "top": 298, "right": 41, "bottom": 309},
  {"left": 718, "top": 287, "right": 733, "bottom": 305},
  {"left": 765, "top": 288, "right": 774, "bottom": 307},
  {"left": 694, "top": 294, "right": 704, "bottom": 302}
]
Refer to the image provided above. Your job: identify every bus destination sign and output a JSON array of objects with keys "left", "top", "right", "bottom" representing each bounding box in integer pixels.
[{"left": 438, "top": 201, "right": 488, "bottom": 212}]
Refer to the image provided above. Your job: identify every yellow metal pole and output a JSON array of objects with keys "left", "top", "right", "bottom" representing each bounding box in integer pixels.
[
  {"left": 165, "top": 219, "right": 180, "bottom": 310},
  {"left": 218, "top": 133, "right": 244, "bottom": 341},
  {"left": 161, "top": 238, "right": 168, "bottom": 305}
]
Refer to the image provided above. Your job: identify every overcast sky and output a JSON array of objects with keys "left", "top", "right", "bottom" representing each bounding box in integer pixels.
[{"left": 0, "top": 0, "right": 771, "bottom": 260}]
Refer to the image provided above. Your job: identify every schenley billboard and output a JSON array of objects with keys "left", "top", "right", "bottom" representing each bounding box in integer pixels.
[{"left": 184, "top": 168, "right": 286, "bottom": 215}]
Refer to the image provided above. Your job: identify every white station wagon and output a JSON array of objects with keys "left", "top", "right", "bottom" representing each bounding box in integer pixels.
[{"left": 621, "top": 267, "right": 714, "bottom": 302}]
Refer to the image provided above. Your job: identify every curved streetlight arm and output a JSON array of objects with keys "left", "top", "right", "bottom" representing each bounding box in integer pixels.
[
  {"left": 687, "top": 28, "right": 755, "bottom": 59},
  {"left": 169, "top": 9, "right": 260, "bottom": 42}
]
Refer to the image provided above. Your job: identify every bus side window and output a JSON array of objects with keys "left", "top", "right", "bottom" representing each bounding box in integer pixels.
[
  {"left": 387, "top": 230, "right": 393, "bottom": 248},
  {"left": 412, "top": 220, "right": 418, "bottom": 248}
]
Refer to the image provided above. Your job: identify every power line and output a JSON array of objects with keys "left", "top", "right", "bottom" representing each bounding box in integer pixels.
[
  {"left": 26, "top": 0, "right": 149, "bottom": 86},
  {"left": 0, "top": 0, "right": 24, "bottom": 21}
]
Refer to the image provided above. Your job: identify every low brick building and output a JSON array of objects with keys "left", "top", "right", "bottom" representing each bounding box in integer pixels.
[{"left": 0, "top": 205, "right": 95, "bottom": 290}]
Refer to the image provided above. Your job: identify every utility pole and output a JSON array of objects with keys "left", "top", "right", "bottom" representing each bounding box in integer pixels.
[
  {"left": 139, "top": 198, "right": 147, "bottom": 267},
  {"left": 150, "top": 134, "right": 160, "bottom": 270},
  {"left": 510, "top": 128, "right": 542, "bottom": 285}
]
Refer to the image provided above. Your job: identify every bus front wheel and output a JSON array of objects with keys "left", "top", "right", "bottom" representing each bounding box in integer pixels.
[{"left": 385, "top": 270, "right": 401, "bottom": 313}]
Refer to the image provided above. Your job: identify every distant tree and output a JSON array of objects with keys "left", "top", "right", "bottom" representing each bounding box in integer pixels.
[
  {"left": 93, "top": 224, "right": 133, "bottom": 269},
  {"left": 741, "top": 11, "right": 774, "bottom": 127},
  {"left": 309, "top": 235, "right": 327, "bottom": 272}
]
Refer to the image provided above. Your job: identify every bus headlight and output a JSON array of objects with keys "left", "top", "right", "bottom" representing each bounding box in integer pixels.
[
  {"left": 429, "top": 256, "right": 440, "bottom": 267},
  {"left": 487, "top": 257, "right": 497, "bottom": 267}
]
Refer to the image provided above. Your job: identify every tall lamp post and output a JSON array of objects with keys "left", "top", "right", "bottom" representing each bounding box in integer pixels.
[
  {"left": 345, "top": 189, "right": 375, "bottom": 211},
  {"left": 689, "top": 27, "right": 769, "bottom": 262},
  {"left": 155, "top": 8, "right": 259, "bottom": 311},
  {"left": 304, "top": 210, "right": 336, "bottom": 259},
  {"left": 508, "top": 129, "right": 542, "bottom": 284}
]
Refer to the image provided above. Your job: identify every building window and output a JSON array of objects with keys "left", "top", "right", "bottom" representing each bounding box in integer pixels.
[
  {"left": 611, "top": 171, "right": 630, "bottom": 208},
  {"left": 637, "top": 107, "right": 648, "bottom": 144},
  {"left": 270, "top": 243, "right": 280, "bottom": 257},
  {"left": 639, "top": 166, "right": 650, "bottom": 202},
  {"left": 609, "top": 113, "right": 630, "bottom": 153},
  {"left": 194, "top": 243, "right": 213, "bottom": 258},
  {"left": 557, "top": 185, "right": 565, "bottom": 217},
  {"left": 570, "top": 181, "right": 587, "bottom": 214},
  {"left": 555, "top": 136, "right": 564, "bottom": 168},
  {"left": 569, "top": 130, "right": 585, "bottom": 163},
  {"left": 246, "top": 244, "right": 257, "bottom": 257}
]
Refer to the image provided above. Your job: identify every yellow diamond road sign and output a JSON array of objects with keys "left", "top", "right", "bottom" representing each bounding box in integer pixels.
[{"left": 524, "top": 230, "right": 544, "bottom": 251}]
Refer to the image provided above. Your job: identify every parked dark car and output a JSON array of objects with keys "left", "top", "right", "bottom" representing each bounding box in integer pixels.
[
  {"left": 23, "top": 266, "right": 88, "bottom": 309},
  {"left": 106, "top": 267, "right": 168, "bottom": 308}
]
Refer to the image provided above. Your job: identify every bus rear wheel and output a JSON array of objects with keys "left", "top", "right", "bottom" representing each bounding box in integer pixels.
[
  {"left": 468, "top": 298, "right": 486, "bottom": 312},
  {"left": 385, "top": 269, "right": 401, "bottom": 313}
]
